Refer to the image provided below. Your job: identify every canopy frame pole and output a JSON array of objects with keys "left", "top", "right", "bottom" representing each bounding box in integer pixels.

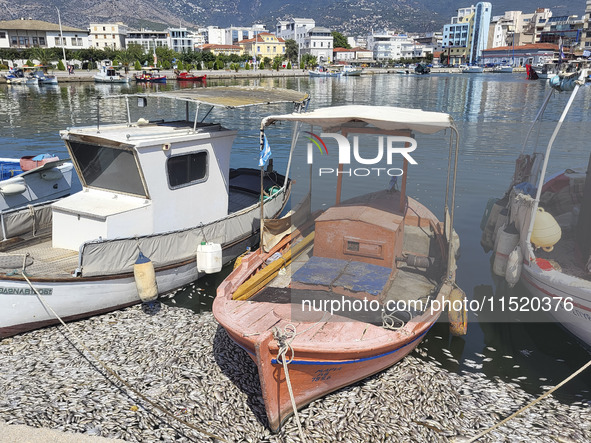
[
  {"left": 445, "top": 127, "right": 460, "bottom": 282},
  {"left": 399, "top": 157, "right": 408, "bottom": 212},
  {"left": 259, "top": 127, "right": 266, "bottom": 248},
  {"left": 525, "top": 72, "right": 584, "bottom": 248},
  {"left": 521, "top": 87, "right": 554, "bottom": 155},
  {"left": 193, "top": 104, "right": 200, "bottom": 133},
  {"left": 125, "top": 97, "right": 131, "bottom": 126},
  {"left": 336, "top": 163, "right": 344, "bottom": 205}
]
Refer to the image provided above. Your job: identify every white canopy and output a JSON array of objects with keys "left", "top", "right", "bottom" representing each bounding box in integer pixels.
[{"left": 263, "top": 105, "right": 455, "bottom": 134}]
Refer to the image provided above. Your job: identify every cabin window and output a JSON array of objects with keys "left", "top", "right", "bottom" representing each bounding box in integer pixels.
[
  {"left": 68, "top": 141, "right": 147, "bottom": 197},
  {"left": 167, "top": 151, "right": 208, "bottom": 189}
]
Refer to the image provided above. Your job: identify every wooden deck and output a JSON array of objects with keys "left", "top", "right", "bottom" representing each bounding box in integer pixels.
[{"left": 0, "top": 237, "right": 78, "bottom": 277}]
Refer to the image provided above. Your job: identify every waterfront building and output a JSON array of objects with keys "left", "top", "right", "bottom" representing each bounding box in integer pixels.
[
  {"left": 301, "top": 27, "right": 334, "bottom": 63},
  {"left": 333, "top": 47, "right": 375, "bottom": 65},
  {"left": 223, "top": 25, "right": 267, "bottom": 45},
  {"left": 167, "top": 28, "right": 194, "bottom": 53},
  {"left": 582, "top": 1, "right": 591, "bottom": 50},
  {"left": 538, "top": 15, "right": 584, "bottom": 48},
  {"left": 367, "top": 32, "right": 429, "bottom": 61},
  {"left": 333, "top": 47, "right": 356, "bottom": 62},
  {"left": 126, "top": 29, "right": 168, "bottom": 52},
  {"left": 189, "top": 29, "right": 206, "bottom": 49},
  {"left": 442, "top": 2, "right": 492, "bottom": 65},
  {"left": 238, "top": 33, "right": 286, "bottom": 59},
  {"left": 207, "top": 26, "right": 223, "bottom": 45},
  {"left": 198, "top": 44, "right": 243, "bottom": 56},
  {"left": 89, "top": 23, "right": 128, "bottom": 49},
  {"left": 276, "top": 18, "right": 316, "bottom": 58},
  {"left": 481, "top": 42, "right": 557, "bottom": 66},
  {"left": 0, "top": 18, "right": 89, "bottom": 50}
]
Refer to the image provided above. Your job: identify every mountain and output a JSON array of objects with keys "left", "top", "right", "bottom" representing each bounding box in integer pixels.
[{"left": 0, "top": 0, "right": 586, "bottom": 35}]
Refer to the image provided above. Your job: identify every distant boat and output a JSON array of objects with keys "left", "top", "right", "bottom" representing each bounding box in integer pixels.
[
  {"left": 5, "top": 68, "right": 38, "bottom": 85},
  {"left": 341, "top": 65, "right": 362, "bottom": 76},
  {"left": 462, "top": 66, "right": 484, "bottom": 73},
  {"left": 134, "top": 69, "right": 167, "bottom": 83},
  {"left": 33, "top": 70, "right": 58, "bottom": 85},
  {"left": 176, "top": 72, "right": 207, "bottom": 82},
  {"left": 494, "top": 65, "right": 514, "bottom": 73},
  {"left": 308, "top": 67, "right": 339, "bottom": 77},
  {"left": 94, "top": 66, "right": 130, "bottom": 83}
]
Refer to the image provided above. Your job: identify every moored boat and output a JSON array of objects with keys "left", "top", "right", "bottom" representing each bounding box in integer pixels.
[
  {"left": 94, "top": 66, "right": 130, "bottom": 83},
  {"left": 213, "top": 105, "right": 466, "bottom": 431},
  {"left": 33, "top": 70, "right": 59, "bottom": 85},
  {"left": 0, "top": 87, "right": 308, "bottom": 338},
  {"left": 481, "top": 68, "right": 591, "bottom": 349},
  {"left": 308, "top": 67, "right": 340, "bottom": 77},
  {"left": 341, "top": 65, "right": 362, "bottom": 76},
  {"left": 176, "top": 72, "right": 207, "bottom": 82},
  {"left": 462, "top": 65, "right": 484, "bottom": 73},
  {"left": 134, "top": 69, "right": 167, "bottom": 83}
]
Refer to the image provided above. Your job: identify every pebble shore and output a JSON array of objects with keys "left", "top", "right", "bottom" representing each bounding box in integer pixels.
[{"left": 0, "top": 303, "right": 589, "bottom": 442}]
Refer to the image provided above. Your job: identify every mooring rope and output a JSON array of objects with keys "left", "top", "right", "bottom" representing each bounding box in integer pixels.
[
  {"left": 20, "top": 267, "right": 228, "bottom": 443},
  {"left": 467, "top": 359, "right": 591, "bottom": 442},
  {"left": 274, "top": 324, "right": 306, "bottom": 443}
]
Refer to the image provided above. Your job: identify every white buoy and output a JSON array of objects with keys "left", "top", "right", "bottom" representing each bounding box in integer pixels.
[
  {"left": 133, "top": 252, "right": 158, "bottom": 302},
  {"left": 493, "top": 223, "right": 519, "bottom": 277},
  {"left": 196, "top": 242, "right": 222, "bottom": 274},
  {"left": 0, "top": 178, "right": 27, "bottom": 196},
  {"left": 505, "top": 246, "right": 523, "bottom": 287}
]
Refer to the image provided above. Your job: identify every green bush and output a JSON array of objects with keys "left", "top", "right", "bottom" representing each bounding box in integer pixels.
[
  {"left": 244, "top": 63, "right": 250, "bottom": 71},
  {"left": 25, "top": 59, "right": 34, "bottom": 67},
  {"left": 300, "top": 61, "right": 305, "bottom": 69},
  {"left": 162, "top": 60, "right": 171, "bottom": 69},
  {"left": 177, "top": 61, "right": 184, "bottom": 71},
  {"left": 134, "top": 60, "right": 141, "bottom": 70},
  {"left": 0, "top": 64, "right": 9, "bottom": 70},
  {"left": 287, "top": 62, "right": 292, "bottom": 69},
  {"left": 57, "top": 60, "right": 65, "bottom": 71}
]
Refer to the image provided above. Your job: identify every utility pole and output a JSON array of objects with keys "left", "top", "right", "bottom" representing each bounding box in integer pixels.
[{"left": 56, "top": 7, "right": 68, "bottom": 70}]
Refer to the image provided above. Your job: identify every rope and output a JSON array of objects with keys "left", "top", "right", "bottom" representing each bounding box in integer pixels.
[
  {"left": 466, "top": 359, "right": 591, "bottom": 442},
  {"left": 19, "top": 268, "right": 228, "bottom": 443},
  {"left": 270, "top": 312, "right": 330, "bottom": 442},
  {"left": 273, "top": 324, "right": 306, "bottom": 443},
  {"left": 381, "top": 309, "right": 407, "bottom": 330}
]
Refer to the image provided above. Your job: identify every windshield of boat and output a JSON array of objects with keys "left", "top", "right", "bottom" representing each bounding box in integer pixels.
[{"left": 67, "top": 140, "right": 147, "bottom": 198}]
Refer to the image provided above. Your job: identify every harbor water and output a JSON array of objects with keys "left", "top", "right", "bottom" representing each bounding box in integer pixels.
[{"left": 0, "top": 73, "right": 590, "bottom": 439}]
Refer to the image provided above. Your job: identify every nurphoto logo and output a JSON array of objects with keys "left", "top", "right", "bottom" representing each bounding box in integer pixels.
[{"left": 305, "top": 132, "right": 418, "bottom": 177}]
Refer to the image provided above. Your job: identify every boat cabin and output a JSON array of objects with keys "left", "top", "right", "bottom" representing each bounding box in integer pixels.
[
  {"left": 55, "top": 120, "right": 235, "bottom": 251},
  {"left": 54, "top": 88, "right": 308, "bottom": 252}
]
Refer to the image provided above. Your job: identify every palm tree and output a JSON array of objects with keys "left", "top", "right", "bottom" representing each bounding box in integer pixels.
[{"left": 29, "top": 48, "right": 56, "bottom": 71}]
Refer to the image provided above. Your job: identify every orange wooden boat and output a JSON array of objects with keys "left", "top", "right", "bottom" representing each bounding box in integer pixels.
[{"left": 213, "top": 105, "right": 466, "bottom": 431}]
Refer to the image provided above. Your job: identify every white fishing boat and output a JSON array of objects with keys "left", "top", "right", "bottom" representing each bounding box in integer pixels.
[
  {"left": 0, "top": 155, "right": 73, "bottom": 244},
  {"left": 341, "top": 65, "right": 363, "bottom": 76},
  {"left": 494, "top": 64, "right": 514, "bottom": 73},
  {"left": 481, "top": 69, "right": 591, "bottom": 349},
  {"left": 94, "top": 66, "right": 130, "bottom": 83},
  {"left": 462, "top": 65, "right": 484, "bottom": 74},
  {"left": 33, "top": 70, "right": 59, "bottom": 85},
  {"left": 308, "top": 67, "right": 340, "bottom": 77},
  {"left": 0, "top": 87, "right": 308, "bottom": 338}
]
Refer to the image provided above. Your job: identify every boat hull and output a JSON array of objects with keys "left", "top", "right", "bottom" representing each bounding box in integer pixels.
[
  {"left": 234, "top": 312, "right": 438, "bottom": 431},
  {"left": 521, "top": 262, "right": 591, "bottom": 349},
  {"left": 0, "top": 184, "right": 289, "bottom": 338}
]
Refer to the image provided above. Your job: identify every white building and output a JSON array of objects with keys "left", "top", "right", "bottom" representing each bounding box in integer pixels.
[
  {"left": 367, "top": 32, "right": 423, "bottom": 61},
  {"left": 207, "top": 26, "right": 223, "bottom": 45},
  {"left": 276, "top": 18, "right": 316, "bottom": 55},
  {"left": 301, "top": 26, "right": 333, "bottom": 63},
  {"left": 442, "top": 2, "right": 492, "bottom": 65},
  {"left": 168, "top": 28, "right": 194, "bottom": 53},
  {"left": 223, "top": 25, "right": 267, "bottom": 45},
  {"left": 126, "top": 29, "right": 168, "bottom": 52},
  {"left": 0, "top": 19, "right": 89, "bottom": 50},
  {"left": 89, "top": 23, "right": 128, "bottom": 49},
  {"left": 189, "top": 29, "right": 206, "bottom": 48},
  {"left": 582, "top": 1, "right": 591, "bottom": 49}
]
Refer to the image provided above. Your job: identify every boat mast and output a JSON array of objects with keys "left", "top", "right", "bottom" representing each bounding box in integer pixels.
[{"left": 56, "top": 8, "right": 68, "bottom": 70}]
